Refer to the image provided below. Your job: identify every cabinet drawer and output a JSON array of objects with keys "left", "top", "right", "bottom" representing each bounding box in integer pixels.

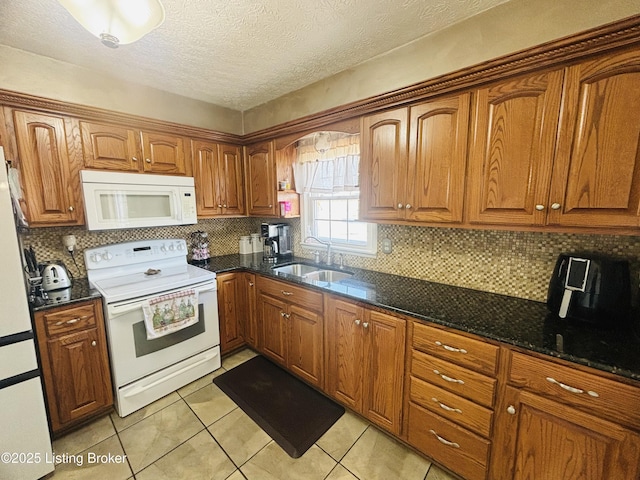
[
  {"left": 412, "top": 351, "right": 496, "bottom": 408},
  {"left": 407, "top": 403, "right": 489, "bottom": 480},
  {"left": 42, "top": 303, "right": 97, "bottom": 337},
  {"left": 409, "top": 376, "right": 493, "bottom": 438},
  {"left": 257, "top": 277, "right": 323, "bottom": 312},
  {"left": 509, "top": 351, "right": 640, "bottom": 431},
  {"left": 413, "top": 322, "right": 499, "bottom": 376}
]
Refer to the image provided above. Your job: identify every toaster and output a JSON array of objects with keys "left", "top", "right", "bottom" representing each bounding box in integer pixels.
[{"left": 547, "top": 253, "right": 631, "bottom": 325}]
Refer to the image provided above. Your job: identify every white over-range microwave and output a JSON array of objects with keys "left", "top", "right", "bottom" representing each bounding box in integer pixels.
[{"left": 80, "top": 170, "right": 197, "bottom": 231}]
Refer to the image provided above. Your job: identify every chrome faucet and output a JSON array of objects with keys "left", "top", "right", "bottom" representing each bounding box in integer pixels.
[{"left": 305, "top": 236, "right": 332, "bottom": 265}]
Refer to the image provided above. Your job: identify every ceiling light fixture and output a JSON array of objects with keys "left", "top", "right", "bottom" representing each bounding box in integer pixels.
[{"left": 58, "top": 0, "right": 165, "bottom": 48}]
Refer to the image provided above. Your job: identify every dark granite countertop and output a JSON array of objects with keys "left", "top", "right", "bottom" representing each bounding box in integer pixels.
[
  {"left": 30, "top": 277, "right": 102, "bottom": 313},
  {"left": 201, "top": 254, "right": 640, "bottom": 382}
]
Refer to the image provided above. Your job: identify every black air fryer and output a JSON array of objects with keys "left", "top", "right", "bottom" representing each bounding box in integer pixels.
[{"left": 547, "top": 253, "right": 631, "bottom": 326}]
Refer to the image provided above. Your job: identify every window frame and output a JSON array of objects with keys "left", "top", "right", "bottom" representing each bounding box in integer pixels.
[{"left": 300, "top": 190, "right": 377, "bottom": 257}]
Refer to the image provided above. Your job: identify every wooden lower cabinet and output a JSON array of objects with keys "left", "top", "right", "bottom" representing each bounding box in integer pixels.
[
  {"left": 34, "top": 299, "right": 113, "bottom": 435},
  {"left": 257, "top": 276, "right": 324, "bottom": 387},
  {"left": 491, "top": 386, "right": 640, "bottom": 480},
  {"left": 244, "top": 273, "right": 258, "bottom": 348},
  {"left": 217, "top": 272, "right": 246, "bottom": 354},
  {"left": 325, "top": 296, "right": 406, "bottom": 435}
]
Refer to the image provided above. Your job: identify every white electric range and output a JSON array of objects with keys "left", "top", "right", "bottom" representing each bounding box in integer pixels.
[{"left": 85, "top": 239, "right": 220, "bottom": 417}]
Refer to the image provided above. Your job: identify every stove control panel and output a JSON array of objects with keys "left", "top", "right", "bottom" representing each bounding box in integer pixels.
[{"left": 85, "top": 239, "right": 188, "bottom": 270}]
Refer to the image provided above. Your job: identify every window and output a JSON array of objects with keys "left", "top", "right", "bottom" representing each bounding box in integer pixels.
[
  {"left": 295, "top": 132, "right": 377, "bottom": 257},
  {"left": 301, "top": 190, "right": 377, "bottom": 256}
]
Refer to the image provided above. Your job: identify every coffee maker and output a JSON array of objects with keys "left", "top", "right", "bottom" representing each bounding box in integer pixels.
[{"left": 261, "top": 222, "right": 292, "bottom": 262}]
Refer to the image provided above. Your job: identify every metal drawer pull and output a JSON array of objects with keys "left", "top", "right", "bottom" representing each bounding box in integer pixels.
[
  {"left": 546, "top": 377, "right": 599, "bottom": 397},
  {"left": 281, "top": 290, "right": 293, "bottom": 296},
  {"left": 54, "top": 315, "right": 89, "bottom": 326},
  {"left": 280, "top": 312, "right": 290, "bottom": 318},
  {"left": 429, "top": 430, "right": 460, "bottom": 448},
  {"left": 433, "top": 369, "right": 464, "bottom": 384},
  {"left": 432, "top": 397, "right": 462, "bottom": 414},
  {"left": 355, "top": 319, "right": 361, "bottom": 325},
  {"left": 435, "top": 341, "right": 467, "bottom": 354}
]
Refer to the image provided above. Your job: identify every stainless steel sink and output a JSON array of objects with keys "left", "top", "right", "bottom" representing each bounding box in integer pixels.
[
  {"left": 272, "top": 263, "right": 354, "bottom": 283},
  {"left": 272, "top": 263, "right": 321, "bottom": 276},
  {"left": 302, "top": 269, "right": 353, "bottom": 283}
]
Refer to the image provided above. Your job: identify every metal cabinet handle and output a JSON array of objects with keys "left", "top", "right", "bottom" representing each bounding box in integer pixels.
[
  {"left": 435, "top": 341, "right": 467, "bottom": 354},
  {"left": 546, "top": 377, "right": 599, "bottom": 397},
  {"left": 551, "top": 203, "right": 561, "bottom": 210},
  {"left": 281, "top": 290, "right": 293, "bottom": 296},
  {"left": 145, "top": 158, "right": 151, "bottom": 163},
  {"left": 218, "top": 204, "right": 223, "bottom": 208},
  {"left": 429, "top": 430, "right": 460, "bottom": 448},
  {"left": 248, "top": 282, "right": 254, "bottom": 287},
  {"left": 223, "top": 204, "right": 227, "bottom": 208},
  {"left": 91, "top": 341, "right": 97, "bottom": 347},
  {"left": 433, "top": 369, "right": 464, "bottom": 384},
  {"left": 268, "top": 204, "right": 273, "bottom": 208},
  {"left": 362, "top": 322, "right": 369, "bottom": 329},
  {"left": 535, "top": 204, "right": 545, "bottom": 211},
  {"left": 507, "top": 405, "right": 516, "bottom": 415},
  {"left": 432, "top": 397, "right": 462, "bottom": 414},
  {"left": 355, "top": 319, "right": 361, "bottom": 326},
  {"left": 397, "top": 203, "right": 404, "bottom": 209},
  {"left": 405, "top": 204, "right": 412, "bottom": 209},
  {"left": 68, "top": 206, "right": 75, "bottom": 212},
  {"left": 132, "top": 156, "right": 138, "bottom": 162}
]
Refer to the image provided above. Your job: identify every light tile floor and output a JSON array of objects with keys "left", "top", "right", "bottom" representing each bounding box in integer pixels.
[{"left": 48, "top": 349, "right": 460, "bottom": 480}]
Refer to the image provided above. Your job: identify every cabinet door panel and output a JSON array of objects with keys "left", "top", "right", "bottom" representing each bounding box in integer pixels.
[
  {"left": 288, "top": 304, "right": 323, "bottom": 387},
  {"left": 497, "top": 387, "right": 640, "bottom": 480},
  {"left": 244, "top": 273, "right": 258, "bottom": 348},
  {"left": 258, "top": 293, "right": 287, "bottom": 365},
  {"left": 217, "top": 273, "right": 245, "bottom": 354},
  {"left": 13, "top": 111, "right": 79, "bottom": 224},
  {"left": 80, "top": 122, "right": 139, "bottom": 171},
  {"left": 141, "top": 131, "right": 187, "bottom": 174},
  {"left": 467, "top": 71, "right": 563, "bottom": 225},
  {"left": 245, "top": 141, "right": 277, "bottom": 216},
  {"left": 360, "top": 109, "right": 408, "bottom": 221},
  {"left": 192, "top": 140, "right": 221, "bottom": 216},
  {"left": 48, "top": 329, "right": 110, "bottom": 425},
  {"left": 325, "top": 298, "right": 363, "bottom": 410},
  {"left": 218, "top": 143, "right": 245, "bottom": 215},
  {"left": 363, "top": 310, "right": 405, "bottom": 435},
  {"left": 407, "top": 94, "right": 470, "bottom": 223},
  {"left": 550, "top": 50, "right": 640, "bottom": 227}
]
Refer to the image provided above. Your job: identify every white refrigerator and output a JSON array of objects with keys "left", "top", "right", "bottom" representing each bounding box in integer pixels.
[{"left": 0, "top": 147, "right": 54, "bottom": 479}]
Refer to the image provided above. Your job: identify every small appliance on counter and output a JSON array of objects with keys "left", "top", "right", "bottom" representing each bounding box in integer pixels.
[
  {"left": 190, "top": 231, "right": 210, "bottom": 264},
  {"left": 261, "top": 222, "right": 292, "bottom": 262},
  {"left": 547, "top": 253, "right": 631, "bottom": 325},
  {"left": 41, "top": 260, "right": 72, "bottom": 292}
]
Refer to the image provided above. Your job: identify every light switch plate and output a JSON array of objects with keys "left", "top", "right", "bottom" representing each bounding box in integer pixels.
[{"left": 382, "top": 238, "right": 393, "bottom": 254}]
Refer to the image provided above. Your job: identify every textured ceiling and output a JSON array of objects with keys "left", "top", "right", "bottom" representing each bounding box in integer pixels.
[{"left": 0, "top": 0, "right": 511, "bottom": 111}]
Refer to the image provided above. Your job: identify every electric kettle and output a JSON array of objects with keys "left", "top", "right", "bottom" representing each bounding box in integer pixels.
[{"left": 41, "top": 262, "right": 72, "bottom": 292}]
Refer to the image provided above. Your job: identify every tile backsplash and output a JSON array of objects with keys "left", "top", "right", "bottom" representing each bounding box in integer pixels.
[{"left": 20, "top": 218, "right": 640, "bottom": 304}]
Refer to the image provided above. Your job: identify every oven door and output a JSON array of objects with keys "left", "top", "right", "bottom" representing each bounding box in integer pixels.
[{"left": 104, "top": 280, "right": 219, "bottom": 388}]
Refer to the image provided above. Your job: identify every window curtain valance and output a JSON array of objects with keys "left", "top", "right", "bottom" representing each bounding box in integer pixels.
[{"left": 293, "top": 133, "right": 360, "bottom": 194}]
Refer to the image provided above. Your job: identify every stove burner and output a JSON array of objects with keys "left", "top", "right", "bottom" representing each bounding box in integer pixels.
[{"left": 144, "top": 268, "right": 162, "bottom": 276}]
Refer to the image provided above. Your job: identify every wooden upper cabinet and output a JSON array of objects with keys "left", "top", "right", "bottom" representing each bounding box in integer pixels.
[
  {"left": 549, "top": 48, "right": 640, "bottom": 228},
  {"left": 192, "top": 140, "right": 243, "bottom": 217},
  {"left": 360, "top": 108, "right": 408, "bottom": 221},
  {"left": 12, "top": 110, "right": 82, "bottom": 225},
  {"left": 217, "top": 143, "right": 244, "bottom": 215},
  {"left": 466, "top": 70, "right": 564, "bottom": 226},
  {"left": 407, "top": 94, "right": 470, "bottom": 223},
  {"left": 141, "top": 131, "right": 187, "bottom": 175},
  {"left": 360, "top": 95, "right": 470, "bottom": 224},
  {"left": 80, "top": 121, "right": 188, "bottom": 175},
  {"left": 80, "top": 121, "right": 139, "bottom": 171},
  {"left": 245, "top": 140, "right": 277, "bottom": 216}
]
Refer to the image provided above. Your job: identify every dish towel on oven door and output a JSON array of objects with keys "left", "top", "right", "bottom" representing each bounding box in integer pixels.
[{"left": 142, "top": 288, "right": 199, "bottom": 339}]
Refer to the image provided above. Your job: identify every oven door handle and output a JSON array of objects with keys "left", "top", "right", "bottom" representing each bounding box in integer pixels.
[{"left": 108, "top": 283, "right": 217, "bottom": 318}]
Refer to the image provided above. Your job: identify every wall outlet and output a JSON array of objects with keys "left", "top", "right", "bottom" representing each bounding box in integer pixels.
[{"left": 382, "top": 237, "right": 393, "bottom": 254}]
